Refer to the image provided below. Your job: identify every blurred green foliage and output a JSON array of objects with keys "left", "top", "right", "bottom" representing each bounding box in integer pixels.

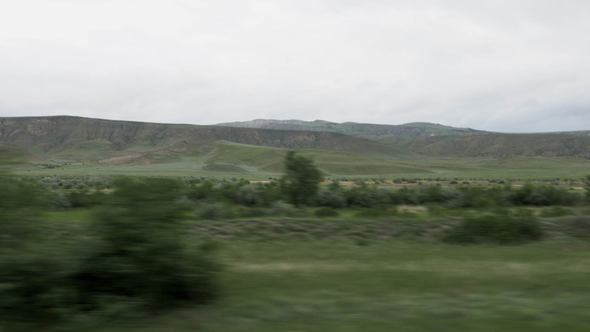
[
  {"left": 0, "top": 173, "right": 75, "bottom": 325},
  {"left": 74, "top": 177, "right": 220, "bottom": 311},
  {"left": 0, "top": 146, "right": 24, "bottom": 173},
  {"left": 584, "top": 175, "right": 590, "bottom": 201},
  {"left": 0, "top": 176, "right": 220, "bottom": 327},
  {"left": 444, "top": 211, "right": 544, "bottom": 244}
]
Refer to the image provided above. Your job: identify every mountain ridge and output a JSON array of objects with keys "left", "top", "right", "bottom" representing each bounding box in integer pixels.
[
  {"left": 217, "top": 118, "right": 590, "bottom": 158},
  {"left": 218, "top": 118, "right": 590, "bottom": 136},
  {"left": 0, "top": 116, "right": 395, "bottom": 163},
  {"left": 2, "top": 116, "right": 590, "bottom": 165},
  {"left": 217, "top": 119, "right": 483, "bottom": 140}
]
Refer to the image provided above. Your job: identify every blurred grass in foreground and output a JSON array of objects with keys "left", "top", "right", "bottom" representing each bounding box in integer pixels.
[{"left": 39, "top": 240, "right": 590, "bottom": 332}]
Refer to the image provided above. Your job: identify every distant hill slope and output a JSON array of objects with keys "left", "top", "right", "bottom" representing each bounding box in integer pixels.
[
  {"left": 217, "top": 119, "right": 483, "bottom": 140},
  {"left": 392, "top": 132, "right": 590, "bottom": 158},
  {"left": 0, "top": 116, "right": 393, "bottom": 163},
  {"left": 218, "top": 119, "right": 590, "bottom": 158},
  {"left": 2, "top": 116, "right": 590, "bottom": 167}
]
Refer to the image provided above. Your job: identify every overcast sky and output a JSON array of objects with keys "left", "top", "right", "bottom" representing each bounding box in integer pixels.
[{"left": 1, "top": 0, "right": 589, "bottom": 132}]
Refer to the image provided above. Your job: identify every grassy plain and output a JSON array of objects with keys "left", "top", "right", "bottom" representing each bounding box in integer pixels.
[
  {"left": 15, "top": 142, "right": 590, "bottom": 180},
  {"left": 44, "top": 239, "right": 590, "bottom": 332},
  {"left": 33, "top": 210, "right": 590, "bottom": 332}
]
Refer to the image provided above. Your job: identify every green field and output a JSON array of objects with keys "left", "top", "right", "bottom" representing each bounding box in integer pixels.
[
  {"left": 16, "top": 141, "right": 590, "bottom": 180},
  {"left": 43, "top": 239, "right": 590, "bottom": 332},
  {"left": 14, "top": 209, "right": 582, "bottom": 332}
]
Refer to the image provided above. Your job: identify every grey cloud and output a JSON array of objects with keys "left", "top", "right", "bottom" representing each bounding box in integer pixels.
[{"left": 0, "top": 0, "right": 588, "bottom": 132}]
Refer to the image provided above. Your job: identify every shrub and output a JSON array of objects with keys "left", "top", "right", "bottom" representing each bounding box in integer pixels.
[
  {"left": 49, "top": 191, "right": 72, "bottom": 209},
  {"left": 510, "top": 184, "right": 580, "bottom": 206},
  {"left": 315, "top": 207, "right": 339, "bottom": 218},
  {"left": 447, "top": 187, "right": 508, "bottom": 208},
  {"left": 0, "top": 248, "right": 76, "bottom": 324},
  {"left": 390, "top": 187, "right": 419, "bottom": 205},
  {"left": 234, "top": 184, "right": 264, "bottom": 206},
  {"left": 416, "top": 185, "right": 454, "bottom": 204},
  {"left": 316, "top": 188, "right": 346, "bottom": 208},
  {"left": 0, "top": 176, "right": 76, "bottom": 324},
  {"left": 444, "top": 212, "right": 543, "bottom": 244},
  {"left": 73, "top": 178, "right": 220, "bottom": 312},
  {"left": 198, "top": 202, "right": 234, "bottom": 220},
  {"left": 539, "top": 206, "right": 572, "bottom": 218},
  {"left": 233, "top": 206, "right": 267, "bottom": 218},
  {"left": 66, "top": 189, "right": 104, "bottom": 208},
  {"left": 269, "top": 201, "right": 302, "bottom": 217},
  {"left": 354, "top": 208, "right": 395, "bottom": 218},
  {"left": 345, "top": 184, "right": 390, "bottom": 208},
  {"left": 561, "top": 217, "right": 590, "bottom": 240},
  {"left": 0, "top": 177, "right": 47, "bottom": 250},
  {"left": 187, "top": 180, "right": 215, "bottom": 201}
]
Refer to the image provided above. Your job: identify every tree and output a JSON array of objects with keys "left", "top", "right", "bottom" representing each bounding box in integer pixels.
[{"left": 281, "top": 151, "right": 323, "bottom": 206}]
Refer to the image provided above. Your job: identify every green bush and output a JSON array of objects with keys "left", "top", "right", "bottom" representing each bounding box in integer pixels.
[
  {"left": 234, "top": 184, "right": 265, "bottom": 206},
  {"left": 316, "top": 188, "right": 346, "bottom": 208},
  {"left": 233, "top": 206, "right": 268, "bottom": 218},
  {"left": 354, "top": 208, "right": 396, "bottom": 218},
  {"left": 74, "top": 178, "right": 220, "bottom": 311},
  {"left": 49, "top": 191, "right": 72, "bottom": 209},
  {"left": 0, "top": 176, "right": 77, "bottom": 324},
  {"left": 390, "top": 187, "right": 419, "bottom": 205},
  {"left": 0, "top": 177, "right": 220, "bottom": 326},
  {"left": 416, "top": 185, "right": 455, "bottom": 204},
  {"left": 539, "top": 206, "right": 572, "bottom": 218},
  {"left": 187, "top": 180, "right": 215, "bottom": 201},
  {"left": 561, "top": 217, "right": 590, "bottom": 240},
  {"left": 198, "top": 202, "right": 235, "bottom": 220},
  {"left": 345, "top": 184, "right": 390, "bottom": 208},
  {"left": 315, "top": 207, "right": 339, "bottom": 218},
  {"left": 443, "top": 212, "right": 543, "bottom": 244},
  {"left": 0, "top": 177, "right": 47, "bottom": 250},
  {"left": 66, "top": 189, "right": 105, "bottom": 208},
  {"left": 0, "top": 248, "right": 77, "bottom": 324},
  {"left": 510, "top": 184, "right": 580, "bottom": 206},
  {"left": 447, "top": 187, "right": 510, "bottom": 208},
  {"left": 269, "top": 201, "right": 302, "bottom": 217}
]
